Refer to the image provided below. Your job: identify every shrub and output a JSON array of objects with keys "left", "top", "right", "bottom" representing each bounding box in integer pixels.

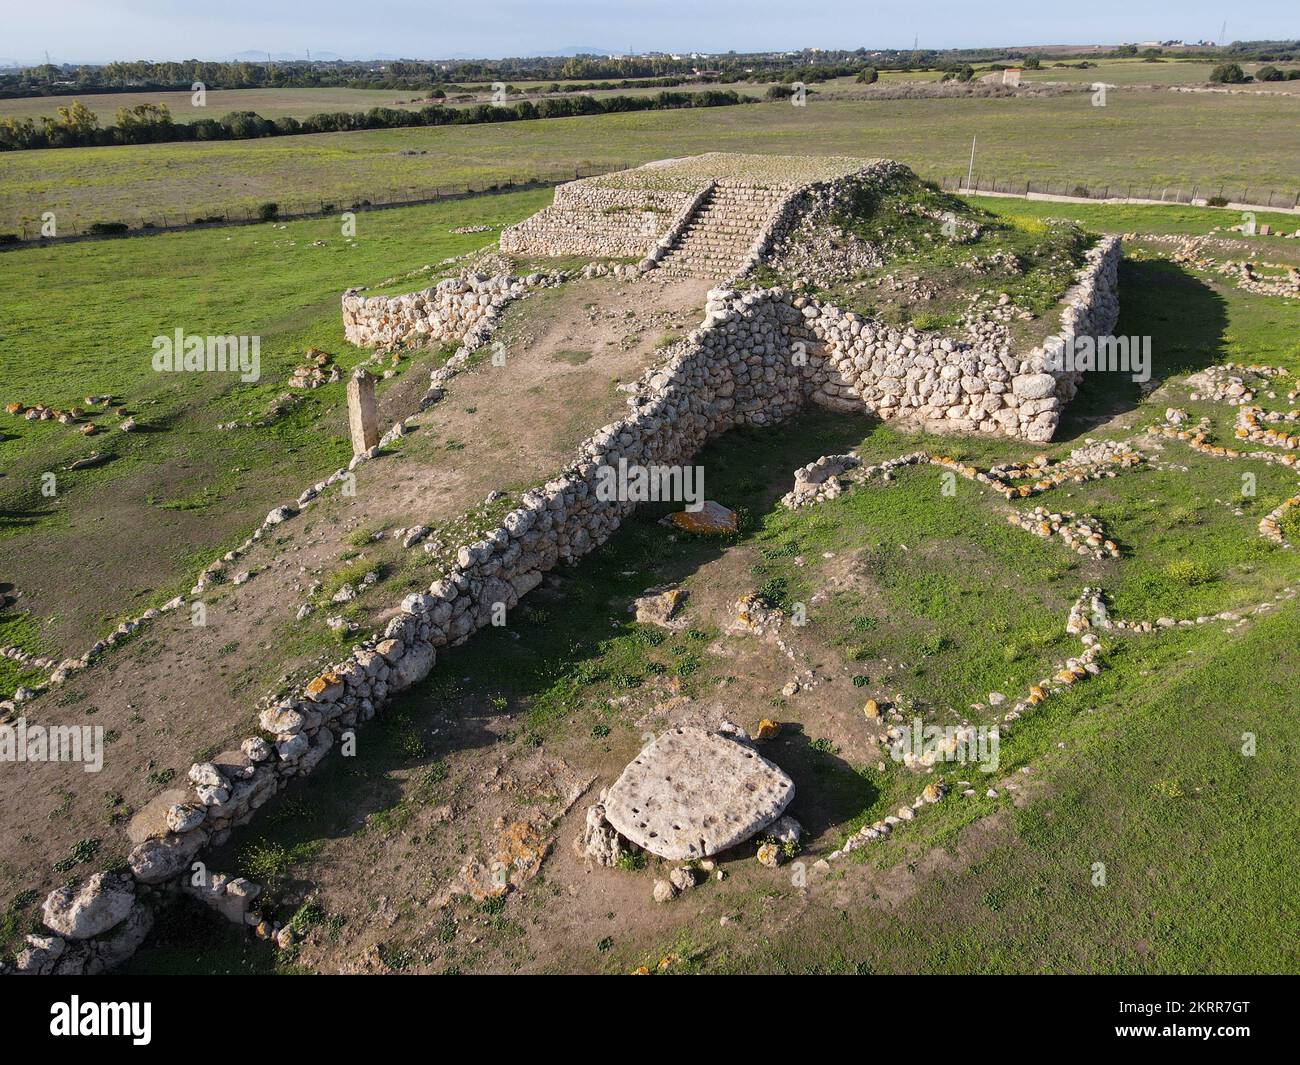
[
  {"left": 88, "top": 221, "right": 128, "bottom": 235},
  {"left": 1209, "top": 63, "right": 1247, "bottom": 84},
  {"left": 856, "top": 67, "right": 878, "bottom": 84},
  {"left": 241, "top": 840, "right": 291, "bottom": 885},
  {"left": 1256, "top": 65, "right": 1284, "bottom": 82},
  {"left": 1164, "top": 559, "right": 1215, "bottom": 586},
  {"left": 256, "top": 201, "right": 279, "bottom": 222},
  {"left": 1206, "top": 195, "right": 1229, "bottom": 207},
  {"left": 0, "top": 233, "right": 18, "bottom": 244},
  {"left": 757, "top": 576, "right": 790, "bottom": 609}
]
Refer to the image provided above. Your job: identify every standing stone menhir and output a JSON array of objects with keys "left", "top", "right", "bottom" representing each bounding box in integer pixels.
[{"left": 347, "top": 368, "right": 379, "bottom": 455}]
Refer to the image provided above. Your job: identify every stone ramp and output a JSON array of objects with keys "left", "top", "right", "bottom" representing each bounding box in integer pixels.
[
  {"left": 654, "top": 183, "right": 790, "bottom": 280},
  {"left": 500, "top": 183, "right": 692, "bottom": 260}
]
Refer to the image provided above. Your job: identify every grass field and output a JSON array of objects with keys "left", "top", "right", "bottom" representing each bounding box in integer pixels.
[
  {"left": 0, "top": 78, "right": 757, "bottom": 126},
  {"left": 1024, "top": 57, "right": 1300, "bottom": 88},
  {"left": 4, "top": 92, "right": 1300, "bottom": 232},
  {"left": 0, "top": 188, "right": 548, "bottom": 679}
]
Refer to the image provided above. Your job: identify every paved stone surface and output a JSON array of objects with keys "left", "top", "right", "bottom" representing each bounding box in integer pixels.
[{"left": 604, "top": 726, "right": 795, "bottom": 860}]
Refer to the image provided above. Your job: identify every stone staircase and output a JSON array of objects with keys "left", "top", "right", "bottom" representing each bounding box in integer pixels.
[{"left": 654, "top": 183, "right": 790, "bottom": 280}]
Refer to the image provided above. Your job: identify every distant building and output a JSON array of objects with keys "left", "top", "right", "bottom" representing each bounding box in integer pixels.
[{"left": 1002, "top": 67, "right": 1022, "bottom": 87}]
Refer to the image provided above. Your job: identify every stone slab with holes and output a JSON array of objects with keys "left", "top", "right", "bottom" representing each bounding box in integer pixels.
[{"left": 603, "top": 725, "right": 795, "bottom": 860}]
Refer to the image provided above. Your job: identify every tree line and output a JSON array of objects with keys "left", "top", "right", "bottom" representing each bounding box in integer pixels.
[{"left": 0, "top": 90, "right": 752, "bottom": 151}]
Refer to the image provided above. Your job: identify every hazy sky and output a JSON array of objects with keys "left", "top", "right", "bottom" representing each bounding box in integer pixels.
[{"left": 5, "top": 0, "right": 1295, "bottom": 64}]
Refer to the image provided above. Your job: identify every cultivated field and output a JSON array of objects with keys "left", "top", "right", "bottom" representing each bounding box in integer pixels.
[
  {"left": 4, "top": 91, "right": 1300, "bottom": 233},
  {"left": 6, "top": 57, "right": 1292, "bottom": 130}
]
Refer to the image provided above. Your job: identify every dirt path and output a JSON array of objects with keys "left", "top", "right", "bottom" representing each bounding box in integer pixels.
[
  {"left": 250, "top": 529, "right": 898, "bottom": 974},
  {"left": 0, "top": 275, "right": 709, "bottom": 914}
]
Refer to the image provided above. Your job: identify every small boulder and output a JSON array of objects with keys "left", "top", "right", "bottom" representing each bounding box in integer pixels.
[
  {"left": 128, "top": 829, "right": 206, "bottom": 884},
  {"left": 669, "top": 866, "right": 697, "bottom": 893},
  {"left": 41, "top": 872, "right": 136, "bottom": 940},
  {"left": 632, "top": 585, "right": 687, "bottom": 629},
  {"left": 768, "top": 815, "right": 802, "bottom": 847}
]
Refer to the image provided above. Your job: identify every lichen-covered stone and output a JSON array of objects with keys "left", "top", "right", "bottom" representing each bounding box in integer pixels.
[{"left": 604, "top": 726, "right": 795, "bottom": 860}]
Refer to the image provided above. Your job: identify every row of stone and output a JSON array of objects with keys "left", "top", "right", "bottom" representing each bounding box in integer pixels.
[{"left": 801, "top": 237, "right": 1121, "bottom": 441}]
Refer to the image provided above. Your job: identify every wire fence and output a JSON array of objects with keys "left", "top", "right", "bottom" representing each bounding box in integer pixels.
[
  {"left": 0, "top": 161, "right": 638, "bottom": 248},
  {"left": 942, "top": 174, "right": 1300, "bottom": 211}
]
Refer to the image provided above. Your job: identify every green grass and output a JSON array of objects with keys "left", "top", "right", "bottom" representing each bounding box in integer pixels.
[
  {"left": 756, "top": 170, "right": 1091, "bottom": 337},
  {"left": 716, "top": 598, "right": 1300, "bottom": 974},
  {"left": 4, "top": 92, "right": 1300, "bottom": 231},
  {"left": 963, "top": 194, "right": 1300, "bottom": 236},
  {"left": 0, "top": 187, "right": 548, "bottom": 663}
]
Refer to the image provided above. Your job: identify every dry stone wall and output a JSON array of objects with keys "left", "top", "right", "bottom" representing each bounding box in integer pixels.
[
  {"left": 500, "top": 182, "right": 696, "bottom": 259},
  {"left": 803, "top": 237, "right": 1122, "bottom": 441},
  {"left": 342, "top": 272, "right": 529, "bottom": 350}
]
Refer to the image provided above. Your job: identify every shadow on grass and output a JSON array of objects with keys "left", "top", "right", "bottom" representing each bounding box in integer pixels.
[
  {"left": 0, "top": 505, "right": 52, "bottom": 532},
  {"left": 760, "top": 724, "right": 878, "bottom": 843},
  {"left": 1057, "top": 259, "right": 1227, "bottom": 440},
  {"left": 136, "top": 408, "right": 883, "bottom": 967}
]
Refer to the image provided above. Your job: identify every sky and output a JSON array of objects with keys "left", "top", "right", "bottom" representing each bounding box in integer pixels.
[{"left": 4, "top": 0, "right": 1295, "bottom": 65}]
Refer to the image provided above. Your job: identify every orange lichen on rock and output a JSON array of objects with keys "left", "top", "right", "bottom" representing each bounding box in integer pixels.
[{"left": 668, "top": 500, "right": 737, "bottom": 535}]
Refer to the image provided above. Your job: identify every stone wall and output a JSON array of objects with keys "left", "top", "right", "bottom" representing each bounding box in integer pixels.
[
  {"left": 500, "top": 181, "right": 697, "bottom": 259},
  {"left": 803, "top": 237, "right": 1122, "bottom": 441},
  {"left": 342, "top": 273, "right": 527, "bottom": 350},
  {"left": 8, "top": 228, "right": 1121, "bottom": 974}
]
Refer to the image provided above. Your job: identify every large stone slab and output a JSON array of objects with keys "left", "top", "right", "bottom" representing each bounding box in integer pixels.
[{"left": 603, "top": 727, "right": 794, "bottom": 860}]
